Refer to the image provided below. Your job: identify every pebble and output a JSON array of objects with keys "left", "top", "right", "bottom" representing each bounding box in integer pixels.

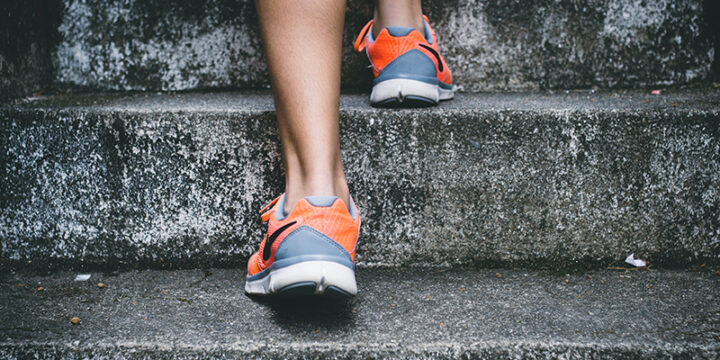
[
  {"left": 98, "top": 282, "right": 105, "bottom": 288},
  {"left": 70, "top": 317, "right": 80, "bottom": 325}
]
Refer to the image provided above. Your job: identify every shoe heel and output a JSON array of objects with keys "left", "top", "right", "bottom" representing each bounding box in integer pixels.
[{"left": 245, "top": 225, "right": 357, "bottom": 296}]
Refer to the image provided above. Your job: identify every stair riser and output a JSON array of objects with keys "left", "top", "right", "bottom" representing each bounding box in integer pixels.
[
  {"left": 2, "top": 107, "right": 718, "bottom": 268},
  {"left": 53, "top": 0, "right": 716, "bottom": 91},
  {"left": 3, "top": 0, "right": 716, "bottom": 101}
]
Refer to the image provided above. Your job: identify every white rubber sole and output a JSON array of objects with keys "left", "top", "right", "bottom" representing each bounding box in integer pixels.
[
  {"left": 244, "top": 261, "right": 357, "bottom": 296},
  {"left": 370, "top": 78, "right": 454, "bottom": 106}
]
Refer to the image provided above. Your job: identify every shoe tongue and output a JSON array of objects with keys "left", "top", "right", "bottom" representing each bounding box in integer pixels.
[{"left": 384, "top": 26, "right": 417, "bottom": 37}]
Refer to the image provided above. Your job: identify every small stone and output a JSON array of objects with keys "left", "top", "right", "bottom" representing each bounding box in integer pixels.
[
  {"left": 70, "top": 317, "right": 80, "bottom": 325},
  {"left": 565, "top": 279, "right": 569, "bottom": 283},
  {"left": 37, "top": 287, "right": 44, "bottom": 291},
  {"left": 97, "top": 282, "right": 105, "bottom": 288},
  {"left": 495, "top": 273, "right": 502, "bottom": 279}
]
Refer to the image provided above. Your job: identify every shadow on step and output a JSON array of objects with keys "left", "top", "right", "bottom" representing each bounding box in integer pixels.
[{"left": 248, "top": 295, "right": 356, "bottom": 331}]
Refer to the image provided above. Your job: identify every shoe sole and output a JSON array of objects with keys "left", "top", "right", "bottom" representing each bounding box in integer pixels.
[
  {"left": 245, "top": 260, "right": 357, "bottom": 297},
  {"left": 370, "top": 78, "right": 454, "bottom": 108}
]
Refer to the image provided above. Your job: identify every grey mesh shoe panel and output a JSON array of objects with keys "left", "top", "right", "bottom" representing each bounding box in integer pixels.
[{"left": 305, "top": 196, "right": 339, "bottom": 207}]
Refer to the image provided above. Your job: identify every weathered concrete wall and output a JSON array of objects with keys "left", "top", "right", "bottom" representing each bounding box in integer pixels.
[
  {"left": 1, "top": 91, "right": 718, "bottom": 269},
  {"left": 50, "top": 0, "right": 715, "bottom": 93}
]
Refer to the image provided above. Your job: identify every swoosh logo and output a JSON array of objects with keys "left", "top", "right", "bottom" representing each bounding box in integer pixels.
[
  {"left": 262, "top": 221, "right": 297, "bottom": 261},
  {"left": 418, "top": 43, "right": 443, "bottom": 72}
]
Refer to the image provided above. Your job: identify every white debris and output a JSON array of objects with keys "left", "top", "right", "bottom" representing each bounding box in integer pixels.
[
  {"left": 74, "top": 274, "right": 91, "bottom": 281},
  {"left": 624, "top": 254, "right": 646, "bottom": 267}
]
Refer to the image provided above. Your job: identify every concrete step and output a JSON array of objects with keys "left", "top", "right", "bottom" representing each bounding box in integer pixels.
[
  {"left": 1, "top": 90, "right": 719, "bottom": 270},
  {"left": 1, "top": 267, "right": 719, "bottom": 359},
  {"left": 1, "top": 0, "right": 717, "bottom": 100}
]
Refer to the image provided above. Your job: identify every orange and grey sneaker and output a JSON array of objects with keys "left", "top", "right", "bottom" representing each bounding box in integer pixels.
[
  {"left": 245, "top": 194, "right": 361, "bottom": 297},
  {"left": 354, "top": 15, "right": 453, "bottom": 107}
]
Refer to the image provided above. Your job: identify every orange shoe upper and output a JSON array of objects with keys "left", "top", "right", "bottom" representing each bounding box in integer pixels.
[
  {"left": 354, "top": 15, "right": 452, "bottom": 86},
  {"left": 247, "top": 195, "right": 361, "bottom": 277}
]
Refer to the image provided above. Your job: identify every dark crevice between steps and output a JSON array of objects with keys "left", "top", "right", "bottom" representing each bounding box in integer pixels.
[{"left": 2, "top": 253, "right": 718, "bottom": 277}]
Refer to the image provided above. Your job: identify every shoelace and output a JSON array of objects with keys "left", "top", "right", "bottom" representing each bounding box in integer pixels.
[
  {"left": 353, "top": 20, "right": 373, "bottom": 52},
  {"left": 259, "top": 194, "right": 282, "bottom": 222}
]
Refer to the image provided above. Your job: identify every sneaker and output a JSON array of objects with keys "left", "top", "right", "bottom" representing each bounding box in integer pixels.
[
  {"left": 245, "top": 194, "right": 361, "bottom": 297},
  {"left": 354, "top": 15, "right": 453, "bottom": 107}
]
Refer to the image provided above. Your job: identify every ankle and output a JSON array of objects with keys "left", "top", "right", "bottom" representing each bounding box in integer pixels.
[
  {"left": 284, "top": 177, "right": 351, "bottom": 215},
  {"left": 372, "top": 16, "right": 424, "bottom": 38},
  {"left": 372, "top": 0, "right": 424, "bottom": 38}
]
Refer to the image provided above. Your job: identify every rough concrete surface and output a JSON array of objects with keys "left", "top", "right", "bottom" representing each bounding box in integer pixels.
[
  {"left": 49, "top": 0, "right": 717, "bottom": 92},
  {"left": 1, "top": 268, "right": 718, "bottom": 359},
  {"left": 1, "top": 90, "right": 719, "bottom": 270}
]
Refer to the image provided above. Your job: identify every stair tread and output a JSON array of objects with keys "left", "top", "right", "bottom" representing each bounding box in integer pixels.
[
  {"left": 13, "top": 89, "right": 720, "bottom": 113},
  {"left": 1, "top": 268, "right": 718, "bottom": 358}
]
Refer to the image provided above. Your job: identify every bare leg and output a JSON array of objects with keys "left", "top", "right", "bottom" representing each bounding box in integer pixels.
[
  {"left": 373, "top": 0, "right": 424, "bottom": 38},
  {"left": 255, "top": 0, "right": 350, "bottom": 213}
]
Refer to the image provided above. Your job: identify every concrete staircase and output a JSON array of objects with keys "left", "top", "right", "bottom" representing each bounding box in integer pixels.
[{"left": 1, "top": 0, "right": 719, "bottom": 358}]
